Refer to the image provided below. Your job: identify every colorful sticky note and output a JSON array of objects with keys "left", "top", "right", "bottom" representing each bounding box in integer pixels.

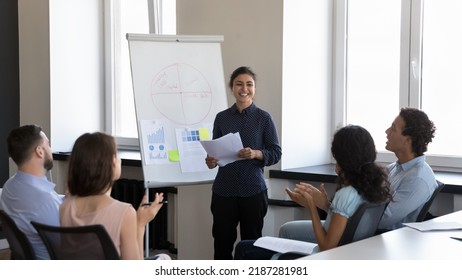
[
  {"left": 168, "top": 149, "right": 180, "bottom": 162},
  {"left": 198, "top": 128, "right": 210, "bottom": 140}
]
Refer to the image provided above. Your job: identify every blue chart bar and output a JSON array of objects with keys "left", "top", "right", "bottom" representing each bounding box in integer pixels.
[
  {"left": 149, "top": 152, "right": 167, "bottom": 160},
  {"left": 147, "top": 127, "right": 165, "bottom": 144},
  {"left": 144, "top": 126, "right": 168, "bottom": 162}
]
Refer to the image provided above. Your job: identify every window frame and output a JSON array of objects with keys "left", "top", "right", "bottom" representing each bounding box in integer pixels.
[
  {"left": 103, "top": 0, "right": 166, "bottom": 150},
  {"left": 335, "top": 0, "right": 462, "bottom": 170}
]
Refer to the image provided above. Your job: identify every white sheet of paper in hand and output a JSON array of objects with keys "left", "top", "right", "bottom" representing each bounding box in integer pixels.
[
  {"left": 200, "top": 132, "right": 244, "bottom": 167},
  {"left": 253, "top": 236, "right": 317, "bottom": 255}
]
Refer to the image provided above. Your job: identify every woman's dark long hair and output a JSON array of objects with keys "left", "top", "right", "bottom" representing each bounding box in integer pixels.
[
  {"left": 67, "top": 132, "right": 117, "bottom": 197},
  {"left": 331, "top": 125, "right": 391, "bottom": 203}
]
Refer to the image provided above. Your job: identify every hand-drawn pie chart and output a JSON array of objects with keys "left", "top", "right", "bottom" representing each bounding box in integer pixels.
[{"left": 151, "top": 63, "right": 213, "bottom": 125}]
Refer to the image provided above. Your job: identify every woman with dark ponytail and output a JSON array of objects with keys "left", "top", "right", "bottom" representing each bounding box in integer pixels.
[
  {"left": 234, "top": 125, "right": 391, "bottom": 259},
  {"left": 330, "top": 125, "right": 391, "bottom": 205},
  {"left": 280, "top": 125, "right": 392, "bottom": 252}
]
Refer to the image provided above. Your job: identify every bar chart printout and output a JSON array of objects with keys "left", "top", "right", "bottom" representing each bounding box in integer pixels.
[{"left": 140, "top": 120, "right": 169, "bottom": 165}]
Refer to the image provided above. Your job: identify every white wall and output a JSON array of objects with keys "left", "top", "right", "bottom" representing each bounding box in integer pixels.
[{"left": 18, "top": 0, "right": 51, "bottom": 134}]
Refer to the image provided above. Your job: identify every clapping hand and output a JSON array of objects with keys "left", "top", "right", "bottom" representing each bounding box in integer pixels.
[{"left": 285, "top": 182, "right": 330, "bottom": 212}]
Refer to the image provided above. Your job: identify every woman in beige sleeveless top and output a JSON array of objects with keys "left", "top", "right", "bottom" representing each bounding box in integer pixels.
[{"left": 60, "top": 132, "right": 168, "bottom": 260}]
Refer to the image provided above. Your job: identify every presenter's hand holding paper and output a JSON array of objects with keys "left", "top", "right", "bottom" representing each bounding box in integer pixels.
[
  {"left": 205, "top": 155, "right": 219, "bottom": 169},
  {"left": 201, "top": 132, "right": 245, "bottom": 167},
  {"left": 237, "top": 147, "right": 263, "bottom": 161}
]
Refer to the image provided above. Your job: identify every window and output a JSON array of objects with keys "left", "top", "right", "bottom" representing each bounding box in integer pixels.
[
  {"left": 344, "top": 0, "right": 401, "bottom": 153},
  {"left": 105, "top": 0, "right": 176, "bottom": 148},
  {"left": 420, "top": 0, "right": 462, "bottom": 159},
  {"left": 340, "top": 0, "right": 462, "bottom": 169}
]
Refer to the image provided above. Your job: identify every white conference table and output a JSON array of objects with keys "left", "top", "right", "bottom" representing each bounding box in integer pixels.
[{"left": 301, "top": 210, "right": 462, "bottom": 260}]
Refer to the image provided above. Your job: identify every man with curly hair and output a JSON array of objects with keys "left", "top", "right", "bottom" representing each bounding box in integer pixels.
[{"left": 378, "top": 107, "right": 438, "bottom": 231}]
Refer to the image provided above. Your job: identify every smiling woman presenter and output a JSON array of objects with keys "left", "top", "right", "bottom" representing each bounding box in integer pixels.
[{"left": 205, "top": 66, "right": 282, "bottom": 259}]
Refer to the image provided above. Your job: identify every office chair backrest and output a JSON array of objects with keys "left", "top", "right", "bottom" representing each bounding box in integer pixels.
[
  {"left": 31, "top": 221, "right": 120, "bottom": 260},
  {"left": 277, "top": 200, "right": 389, "bottom": 260},
  {"left": 338, "top": 200, "right": 389, "bottom": 246},
  {"left": 416, "top": 180, "right": 445, "bottom": 222},
  {"left": 0, "top": 209, "right": 36, "bottom": 260}
]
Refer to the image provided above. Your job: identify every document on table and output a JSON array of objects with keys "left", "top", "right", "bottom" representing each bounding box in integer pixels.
[
  {"left": 200, "top": 132, "right": 244, "bottom": 167},
  {"left": 403, "top": 221, "right": 462, "bottom": 232},
  {"left": 253, "top": 236, "right": 317, "bottom": 255}
]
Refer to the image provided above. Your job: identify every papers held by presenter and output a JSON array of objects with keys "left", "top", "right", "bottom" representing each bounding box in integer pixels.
[{"left": 200, "top": 132, "right": 245, "bottom": 167}]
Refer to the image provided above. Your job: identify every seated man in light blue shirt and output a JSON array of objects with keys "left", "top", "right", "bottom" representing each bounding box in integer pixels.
[
  {"left": 0, "top": 125, "right": 64, "bottom": 259},
  {"left": 378, "top": 107, "right": 438, "bottom": 231}
]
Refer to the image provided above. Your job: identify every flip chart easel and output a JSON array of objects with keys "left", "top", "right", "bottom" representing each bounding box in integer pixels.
[
  {"left": 127, "top": 34, "right": 228, "bottom": 188},
  {"left": 127, "top": 34, "right": 228, "bottom": 258}
]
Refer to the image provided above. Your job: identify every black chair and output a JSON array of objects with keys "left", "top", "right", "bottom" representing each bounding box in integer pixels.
[
  {"left": 416, "top": 180, "right": 445, "bottom": 222},
  {"left": 278, "top": 200, "right": 389, "bottom": 260},
  {"left": 30, "top": 221, "right": 120, "bottom": 260},
  {"left": 0, "top": 209, "right": 36, "bottom": 260}
]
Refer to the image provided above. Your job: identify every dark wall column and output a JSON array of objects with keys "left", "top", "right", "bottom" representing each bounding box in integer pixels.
[{"left": 0, "top": 0, "right": 20, "bottom": 185}]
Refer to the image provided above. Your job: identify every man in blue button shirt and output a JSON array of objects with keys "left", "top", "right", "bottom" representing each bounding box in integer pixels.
[
  {"left": 0, "top": 125, "right": 64, "bottom": 259},
  {"left": 377, "top": 107, "right": 438, "bottom": 231},
  {"left": 205, "top": 66, "right": 282, "bottom": 259}
]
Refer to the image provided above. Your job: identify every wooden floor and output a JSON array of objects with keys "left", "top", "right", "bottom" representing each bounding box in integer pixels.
[{"left": 0, "top": 249, "right": 11, "bottom": 260}]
